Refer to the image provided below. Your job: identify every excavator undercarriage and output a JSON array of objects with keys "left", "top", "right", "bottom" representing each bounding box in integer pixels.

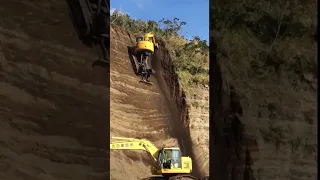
[{"left": 129, "top": 48, "right": 154, "bottom": 84}]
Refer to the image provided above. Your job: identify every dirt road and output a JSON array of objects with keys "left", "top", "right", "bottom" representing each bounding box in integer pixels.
[{"left": 0, "top": 1, "right": 109, "bottom": 180}]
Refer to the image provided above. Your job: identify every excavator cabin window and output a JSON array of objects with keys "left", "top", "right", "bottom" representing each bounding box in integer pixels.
[
  {"left": 171, "top": 149, "right": 182, "bottom": 168},
  {"left": 158, "top": 149, "right": 182, "bottom": 169},
  {"left": 136, "top": 37, "right": 143, "bottom": 42}
]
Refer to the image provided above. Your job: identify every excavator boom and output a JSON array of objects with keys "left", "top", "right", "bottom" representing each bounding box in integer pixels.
[{"left": 110, "top": 137, "right": 159, "bottom": 162}]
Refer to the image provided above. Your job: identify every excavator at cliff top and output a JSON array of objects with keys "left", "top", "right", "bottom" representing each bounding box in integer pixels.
[
  {"left": 110, "top": 137, "right": 197, "bottom": 180},
  {"left": 129, "top": 32, "right": 159, "bottom": 85}
]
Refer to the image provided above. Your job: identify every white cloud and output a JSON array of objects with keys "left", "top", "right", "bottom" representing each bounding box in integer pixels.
[
  {"left": 110, "top": 8, "right": 116, "bottom": 14},
  {"left": 131, "top": 0, "right": 152, "bottom": 9},
  {"left": 110, "top": 7, "right": 128, "bottom": 15}
]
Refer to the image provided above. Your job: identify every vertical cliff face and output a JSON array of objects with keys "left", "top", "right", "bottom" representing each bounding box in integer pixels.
[
  {"left": 153, "top": 39, "right": 210, "bottom": 176},
  {"left": 110, "top": 25, "right": 189, "bottom": 180},
  {"left": 109, "top": 25, "right": 209, "bottom": 179}
]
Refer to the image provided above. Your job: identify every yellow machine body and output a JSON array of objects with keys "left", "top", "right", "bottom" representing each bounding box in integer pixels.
[
  {"left": 136, "top": 40, "right": 154, "bottom": 53},
  {"left": 110, "top": 137, "right": 194, "bottom": 178},
  {"left": 135, "top": 32, "right": 159, "bottom": 54}
]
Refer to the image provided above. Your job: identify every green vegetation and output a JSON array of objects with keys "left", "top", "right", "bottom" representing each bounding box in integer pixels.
[{"left": 111, "top": 10, "right": 209, "bottom": 91}]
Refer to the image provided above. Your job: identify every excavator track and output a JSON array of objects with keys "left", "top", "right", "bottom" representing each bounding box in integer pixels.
[{"left": 128, "top": 47, "right": 153, "bottom": 82}]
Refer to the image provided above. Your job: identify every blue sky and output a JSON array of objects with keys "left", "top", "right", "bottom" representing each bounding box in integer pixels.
[{"left": 110, "top": 0, "right": 209, "bottom": 41}]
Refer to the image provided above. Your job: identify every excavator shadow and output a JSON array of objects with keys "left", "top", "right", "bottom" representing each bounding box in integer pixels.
[{"left": 127, "top": 46, "right": 139, "bottom": 75}]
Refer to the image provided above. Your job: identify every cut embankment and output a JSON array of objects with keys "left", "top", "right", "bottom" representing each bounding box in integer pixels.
[
  {"left": 110, "top": 25, "right": 208, "bottom": 179},
  {"left": 152, "top": 40, "right": 209, "bottom": 177},
  {"left": 152, "top": 48, "right": 204, "bottom": 178},
  {"left": 110, "top": 25, "right": 174, "bottom": 180}
]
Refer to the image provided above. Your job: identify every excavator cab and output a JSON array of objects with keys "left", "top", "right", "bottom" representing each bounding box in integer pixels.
[
  {"left": 155, "top": 147, "right": 193, "bottom": 176},
  {"left": 157, "top": 148, "right": 182, "bottom": 169}
]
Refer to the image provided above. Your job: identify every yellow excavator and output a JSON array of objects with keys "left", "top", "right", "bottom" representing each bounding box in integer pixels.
[
  {"left": 110, "top": 137, "right": 197, "bottom": 180},
  {"left": 136, "top": 32, "right": 159, "bottom": 53},
  {"left": 130, "top": 33, "right": 159, "bottom": 85}
]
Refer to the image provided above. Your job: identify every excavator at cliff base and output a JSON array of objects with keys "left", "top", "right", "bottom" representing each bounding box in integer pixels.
[
  {"left": 129, "top": 32, "right": 159, "bottom": 85},
  {"left": 110, "top": 137, "right": 198, "bottom": 180}
]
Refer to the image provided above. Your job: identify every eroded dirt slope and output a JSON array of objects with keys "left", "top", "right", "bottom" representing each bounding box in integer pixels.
[
  {"left": 109, "top": 25, "right": 175, "bottom": 180},
  {"left": 153, "top": 42, "right": 209, "bottom": 176},
  {"left": 0, "top": 1, "right": 109, "bottom": 180},
  {"left": 110, "top": 26, "right": 208, "bottom": 179}
]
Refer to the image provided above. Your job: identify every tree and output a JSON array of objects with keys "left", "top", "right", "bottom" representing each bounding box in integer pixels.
[{"left": 158, "top": 18, "right": 187, "bottom": 36}]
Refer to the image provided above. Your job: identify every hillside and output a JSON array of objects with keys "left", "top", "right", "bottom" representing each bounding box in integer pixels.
[{"left": 210, "top": 1, "right": 317, "bottom": 179}]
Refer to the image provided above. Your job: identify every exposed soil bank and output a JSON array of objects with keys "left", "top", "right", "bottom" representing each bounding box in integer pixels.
[
  {"left": 110, "top": 25, "right": 208, "bottom": 179},
  {"left": 152, "top": 41, "right": 204, "bottom": 177}
]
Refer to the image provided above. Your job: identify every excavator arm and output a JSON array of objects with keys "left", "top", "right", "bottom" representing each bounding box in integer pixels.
[{"left": 110, "top": 137, "right": 159, "bottom": 162}]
